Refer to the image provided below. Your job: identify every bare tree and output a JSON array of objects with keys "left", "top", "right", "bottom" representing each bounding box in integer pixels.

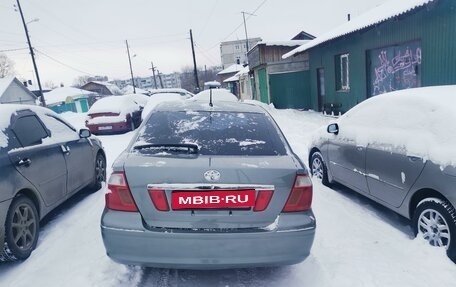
[
  {"left": 180, "top": 66, "right": 221, "bottom": 93},
  {"left": 44, "top": 80, "right": 58, "bottom": 89},
  {"left": 0, "top": 53, "right": 15, "bottom": 78},
  {"left": 72, "top": 75, "right": 91, "bottom": 88}
]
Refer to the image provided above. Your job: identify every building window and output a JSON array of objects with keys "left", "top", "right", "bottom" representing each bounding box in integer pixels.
[
  {"left": 335, "top": 53, "right": 350, "bottom": 91},
  {"left": 235, "top": 45, "right": 240, "bottom": 50}
]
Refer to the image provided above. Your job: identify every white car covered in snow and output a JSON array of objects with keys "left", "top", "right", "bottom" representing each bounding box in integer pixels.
[{"left": 309, "top": 85, "right": 456, "bottom": 263}]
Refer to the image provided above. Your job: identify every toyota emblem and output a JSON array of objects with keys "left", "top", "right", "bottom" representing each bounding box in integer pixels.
[{"left": 204, "top": 170, "right": 221, "bottom": 182}]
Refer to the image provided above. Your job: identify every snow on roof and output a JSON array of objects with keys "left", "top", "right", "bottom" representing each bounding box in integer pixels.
[
  {"left": 223, "top": 66, "right": 250, "bottom": 83},
  {"left": 217, "top": 64, "right": 244, "bottom": 75},
  {"left": 44, "top": 87, "right": 95, "bottom": 105},
  {"left": 223, "top": 75, "right": 239, "bottom": 83},
  {"left": 256, "top": 40, "right": 309, "bottom": 47},
  {"left": 283, "top": 0, "right": 435, "bottom": 59},
  {"left": 121, "top": 85, "right": 149, "bottom": 95},
  {"left": 0, "top": 76, "right": 37, "bottom": 100},
  {"left": 0, "top": 76, "right": 15, "bottom": 97},
  {"left": 90, "top": 81, "right": 122, "bottom": 95}
]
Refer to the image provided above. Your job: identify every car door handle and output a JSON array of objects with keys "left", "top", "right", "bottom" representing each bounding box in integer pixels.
[
  {"left": 407, "top": 156, "right": 422, "bottom": 162},
  {"left": 17, "top": 158, "right": 31, "bottom": 167},
  {"left": 61, "top": 145, "right": 71, "bottom": 155}
]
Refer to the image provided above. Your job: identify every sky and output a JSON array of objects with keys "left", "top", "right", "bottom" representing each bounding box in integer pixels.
[{"left": 1, "top": 0, "right": 387, "bottom": 87}]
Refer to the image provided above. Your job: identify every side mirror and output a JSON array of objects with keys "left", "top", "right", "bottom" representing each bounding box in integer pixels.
[
  {"left": 79, "top": 128, "right": 91, "bottom": 138},
  {"left": 327, "top": 123, "right": 339, "bottom": 135}
]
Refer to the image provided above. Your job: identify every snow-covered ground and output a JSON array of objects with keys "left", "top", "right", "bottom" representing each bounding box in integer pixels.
[{"left": 0, "top": 102, "right": 455, "bottom": 287}]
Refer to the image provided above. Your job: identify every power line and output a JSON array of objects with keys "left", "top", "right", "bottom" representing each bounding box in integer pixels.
[
  {"left": 198, "top": 0, "right": 220, "bottom": 38},
  {"left": 34, "top": 49, "right": 95, "bottom": 76},
  {"left": 0, "top": 47, "right": 28, "bottom": 53},
  {"left": 205, "top": 0, "right": 268, "bottom": 51},
  {"left": 194, "top": 43, "right": 218, "bottom": 66}
]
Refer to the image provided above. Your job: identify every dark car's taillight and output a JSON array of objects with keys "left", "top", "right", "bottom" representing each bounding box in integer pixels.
[
  {"left": 105, "top": 172, "right": 138, "bottom": 212},
  {"left": 282, "top": 174, "right": 313, "bottom": 212}
]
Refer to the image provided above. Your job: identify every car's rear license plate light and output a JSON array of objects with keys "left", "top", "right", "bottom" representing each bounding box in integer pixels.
[{"left": 171, "top": 190, "right": 255, "bottom": 210}]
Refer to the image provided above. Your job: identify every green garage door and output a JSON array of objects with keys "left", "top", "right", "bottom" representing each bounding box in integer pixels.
[
  {"left": 258, "top": 68, "right": 269, "bottom": 104},
  {"left": 269, "top": 71, "right": 310, "bottom": 109}
]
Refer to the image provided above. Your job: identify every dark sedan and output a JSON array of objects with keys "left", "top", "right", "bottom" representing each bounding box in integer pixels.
[
  {"left": 0, "top": 104, "right": 106, "bottom": 262},
  {"left": 309, "top": 86, "right": 456, "bottom": 263}
]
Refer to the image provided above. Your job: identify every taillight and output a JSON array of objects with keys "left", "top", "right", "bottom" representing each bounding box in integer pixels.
[
  {"left": 105, "top": 172, "right": 138, "bottom": 212},
  {"left": 282, "top": 174, "right": 313, "bottom": 212},
  {"left": 148, "top": 189, "right": 170, "bottom": 211},
  {"left": 254, "top": 190, "right": 273, "bottom": 212}
]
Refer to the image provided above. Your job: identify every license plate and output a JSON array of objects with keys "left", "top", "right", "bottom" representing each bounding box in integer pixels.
[
  {"left": 98, "top": 126, "right": 113, "bottom": 130},
  {"left": 171, "top": 190, "right": 255, "bottom": 210}
]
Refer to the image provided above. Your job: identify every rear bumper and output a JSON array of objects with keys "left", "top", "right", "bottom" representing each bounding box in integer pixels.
[
  {"left": 86, "top": 121, "right": 130, "bottom": 134},
  {"left": 100, "top": 209, "right": 316, "bottom": 269}
]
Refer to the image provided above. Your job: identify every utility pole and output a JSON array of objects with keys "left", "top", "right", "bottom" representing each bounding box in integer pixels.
[
  {"left": 16, "top": 0, "right": 45, "bottom": 106},
  {"left": 241, "top": 12, "right": 249, "bottom": 53},
  {"left": 157, "top": 69, "right": 164, "bottom": 89},
  {"left": 189, "top": 29, "right": 200, "bottom": 92},
  {"left": 241, "top": 11, "right": 256, "bottom": 62},
  {"left": 149, "top": 62, "right": 158, "bottom": 89},
  {"left": 125, "top": 40, "right": 136, "bottom": 94}
]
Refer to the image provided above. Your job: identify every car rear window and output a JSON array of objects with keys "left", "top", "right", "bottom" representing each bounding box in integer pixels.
[{"left": 137, "top": 111, "right": 287, "bottom": 156}]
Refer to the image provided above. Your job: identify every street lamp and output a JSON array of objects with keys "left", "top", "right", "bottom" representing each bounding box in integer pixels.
[
  {"left": 26, "top": 18, "right": 39, "bottom": 25},
  {"left": 15, "top": 0, "right": 45, "bottom": 106}
]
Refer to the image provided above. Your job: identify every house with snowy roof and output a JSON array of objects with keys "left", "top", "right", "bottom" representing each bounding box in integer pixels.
[
  {"left": 80, "top": 81, "right": 122, "bottom": 97},
  {"left": 283, "top": 0, "right": 456, "bottom": 113},
  {"left": 217, "top": 64, "right": 244, "bottom": 96},
  {"left": 0, "top": 76, "right": 37, "bottom": 105},
  {"left": 247, "top": 31, "right": 315, "bottom": 108},
  {"left": 44, "top": 87, "right": 97, "bottom": 113}
]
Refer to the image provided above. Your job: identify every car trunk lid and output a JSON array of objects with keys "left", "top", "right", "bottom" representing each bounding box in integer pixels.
[{"left": 123, "top": 153, "right": 304, "bottom": 230}]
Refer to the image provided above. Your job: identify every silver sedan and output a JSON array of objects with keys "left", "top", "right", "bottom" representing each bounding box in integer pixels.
[{"left": 101, "top": 100, "right": 316, "bottom": 269}]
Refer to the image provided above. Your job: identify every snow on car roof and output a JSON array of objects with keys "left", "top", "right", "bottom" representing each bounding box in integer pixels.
[
  {"left": 191, "top": 89, "right": 239, "bottom": 102},
  {"left": 332, "top": 85, "right": 456, "bottom": 168},
  {"left": 155, "top": 98, "right": 266, "bottom": 114},
  {"left": 283, "top": 0, "right": 435, "bottom": 59},
  {"left": 88, "top": 95, "right": 139, "bottom": 115},
  {"left": 0, "top": 104, "right": 63, "bottom": 148}
]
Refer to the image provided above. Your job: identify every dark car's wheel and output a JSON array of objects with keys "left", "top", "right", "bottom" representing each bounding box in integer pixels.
[
  {"left": 310, "top": 151, "right": 330, "bottom": 186},
  {"left": 1, "top": 195, "right": 39, "bottom": 262},
  {"left": 89, "top": 153, "right": 106, "bottom": 191},
  {"left": 412, "top": 199, "right": 456, "bottom": 263}
]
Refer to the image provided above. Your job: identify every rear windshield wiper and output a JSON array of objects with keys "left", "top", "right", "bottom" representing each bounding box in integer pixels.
[{"left": 133, "top": 143, "right": 199, "bottom": 154}]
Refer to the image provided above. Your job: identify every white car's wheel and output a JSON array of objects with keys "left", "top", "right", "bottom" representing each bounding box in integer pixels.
[
  {"left": 310, "top": 152, "right": 330, "bottom": 186},
  {"left": 413, "top": 199, "right": 456, "bottom": 263}
]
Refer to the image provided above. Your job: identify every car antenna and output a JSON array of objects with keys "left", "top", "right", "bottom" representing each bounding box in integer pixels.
[{"left": 209, "top": 87, "right": 213, "bottom": 107}]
